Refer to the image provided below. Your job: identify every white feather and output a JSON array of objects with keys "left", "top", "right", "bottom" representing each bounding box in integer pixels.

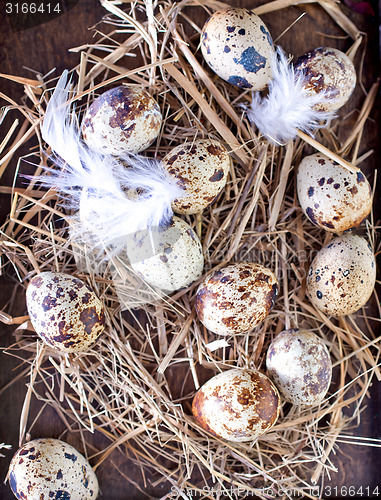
[
  {"left": 243, "top": 47, "right": 336, "bottom": 144},
  {"left": 40, "top": 71, "right": 184, "bottom": 254}
]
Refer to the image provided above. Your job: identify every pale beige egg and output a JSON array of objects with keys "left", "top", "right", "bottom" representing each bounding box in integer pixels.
[
  {"left": 26, "top": 272, "right": 105, "bottom": 352},
  {"left": 162, "top": 139, "right": 231, "bottom": 214},
  {"left": 196, "top": 262, "right": 278, "bottom": 335},
  {"left": 306, "top": 234, "right": 376, "bottom": 316},
  {"left": 294, "top": 47, "right": 356, "bottom": 112},
  {"left": 201, "top": 8, "right": 274, "bottom": 90},
  {"left": 82, "top": 86, "right": 162, "bottom": 155},
  {"left": 192, "top": 369, "right": 280, "bottom": 442},
  {"left": 126, "top": 216, "right": 204, "bottom": 292},
  {"left": 297, "top": 153, "right": 372, "bottom": 232},
  {"left": 266, "top": 329, "right": 332, "bottom": 406},
  {"left": 8, "top": 438, "right": 98, "bottom": 499}
]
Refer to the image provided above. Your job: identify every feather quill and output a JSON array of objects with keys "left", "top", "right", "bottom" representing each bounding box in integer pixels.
[
  {"left": 243, "top": 47, "right": 336, "bottom": 144},
  {"left": 40, "top": 71, "right": 184, "bottom": 254}
]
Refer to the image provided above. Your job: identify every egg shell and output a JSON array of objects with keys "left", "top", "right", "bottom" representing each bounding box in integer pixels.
[
  {"left": 294, "top": 47, "right": 356, "bottom": 112},
  {"left": 192, "top": 369, "right": 280, "bottom": 442},
  {"left": 126, "top": 216, "right": 204, "bottom": 292},
  {"left": 26, "top": 272, "right": 105, "bottom": 352},
  {"left": 201, "top": 8, "right": 274, "bottom": 90},
  {"left": 196, "top": 262, "right": 278, "bottom": 335},
  {"left": 306, "top": 234, "right": 376, "bottom": 316},
  {"left": 82, "top": 86, "right": 162, "bottom": 155},
  {"left": 297, "top": 153, "right": 372, "bottom": 232},
  {"left": 8, "top": 438, "right": 98, "bottom": 499},
  {"left": 162, "top": 139, "right": 231, "bottom": 214},
  {"left": 266, "top": 329, "right": 332, "bottom": 406}
]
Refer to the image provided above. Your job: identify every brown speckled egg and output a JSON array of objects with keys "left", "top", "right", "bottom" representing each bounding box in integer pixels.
[
  {"left": 297, "top": 153, "right": 372, "bottom": 232},
  {"left": 294, "top": 47, "right": 356, "bottom": 112},
  {"left": 26, "top": 272, "right": 105, "bottom": 352},
  {"left": 196, "top": 262, "right": 278, "bottom": 335},
  {"left": 266, "top": 329, "right": 332, "bottom": 406},
  {"left": 192, "top": 369, "right": 280, "bottom": 442},
  {"left": 8, "top": 438, "right": 98, "bottom": 499},
  {"left": 162, "top": 139, "right": 231, "bottom": 214},
  {"left": 201, "top": 8, "right": 274, "bottom": 90},
  {"left": 126, "top": 216, "right": 204, "bottom": 292},
  {"left": 306, "top": 234, "right": 376, "bottom": 316},
  {"left": 82, "top": 86, "right": 162, "bottom": 155}
]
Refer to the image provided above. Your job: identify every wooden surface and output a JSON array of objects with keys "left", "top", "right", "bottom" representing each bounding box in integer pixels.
[{"left": 0, "top": 0, "right": 380, "bottom": 498}]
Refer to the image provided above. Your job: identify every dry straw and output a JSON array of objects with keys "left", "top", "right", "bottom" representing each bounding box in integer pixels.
[{"left": 0, "top": 0, "right": 380, "bottom": 498}]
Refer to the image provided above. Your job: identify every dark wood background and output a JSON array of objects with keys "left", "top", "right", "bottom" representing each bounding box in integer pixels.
[{"left": 0, "top": 0, "right": 380, "bottom": 498}]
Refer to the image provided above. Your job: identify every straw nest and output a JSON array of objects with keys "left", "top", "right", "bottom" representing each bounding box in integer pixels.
[{"left": 0, "top": 0, "right": 380, "bottom": 498}]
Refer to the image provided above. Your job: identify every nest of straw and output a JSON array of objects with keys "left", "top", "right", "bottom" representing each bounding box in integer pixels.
[{"left": 0, "top": 0, "right": 380, "bottom": 498}]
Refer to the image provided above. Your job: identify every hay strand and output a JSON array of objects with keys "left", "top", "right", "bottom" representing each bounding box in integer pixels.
[{"left": 0, "top": 0, "right": 380, "bottom": 497}]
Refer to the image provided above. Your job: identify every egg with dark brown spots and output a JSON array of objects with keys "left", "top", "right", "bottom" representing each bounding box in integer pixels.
[
  {"left": 126, "top": 216, "right": 204, "bottom": 292},
  {"left": 162, "top": 139, "right": 231, "bottom": 214},
  {"left": 266, "top": 329, "right": 332, "bottom": 406},
  {"left": 294, "top": 47, "right": 356, "bottom": 112},
  {"left": 26, "top": 272, "right": 105, "bottom": 352},
  {"left": 8, "top": 438, "right": 98, "bottom": 499},
  {"left": 82, "top": 86, "right": 162, "bottom": 155},
  {"left": 306, "top": 234, "right": 376, "bottom": 316},
  {"left": 297, "top": 153, "right": 372, "bottom": 232},
  {"left": 192, "top": 369, "right": 280, "bottom": 442},
  {"left": 196, "top": 262, "right": 278, "bottom": 335},
  {"left": 201, "top": 8, "right": 274, "bottom": 90}
]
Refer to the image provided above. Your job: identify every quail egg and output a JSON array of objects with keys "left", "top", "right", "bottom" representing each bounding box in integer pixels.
[
  {"left": 126, "top": 216, "right": 204, "bottom": 292},
  {"left": 8, "top": 438, "right": 98, "bottom": 499},
  {"left": 201, "top": 8, "right": 274, "bottom": 90},
  {"left": 26, "top": 272, "right": 105, "bottom": 352},
  {"left": 294, "top": 47, "right": 356, "bottom": 112},
  {"left": 82, "top": 86, "right": 162, "bottom": 155},
  {"left": 196, "top": 262, "right": 278, "bottom": 335},
  {"left": 162, "top": 139, "right": 231, "bottom": 214},
  {"left": 306, "top": 234, "right": 376, "bottom": 316},
  {"left": 192, "top": 368, "right": 280, "bottom": 442},
  {"left": 297, "top": 153, "right": 372, "bottom": 232},
  {"left": 266, "top": 329, "right": 332, "bottom": 406}
]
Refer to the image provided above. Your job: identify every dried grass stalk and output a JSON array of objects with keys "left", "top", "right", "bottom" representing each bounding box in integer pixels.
[{"left": 0, "top": 0, "right": 380, "bottom": 497}]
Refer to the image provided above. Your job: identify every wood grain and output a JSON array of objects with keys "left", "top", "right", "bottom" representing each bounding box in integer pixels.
[{"left": 0, "top": 0, "right": 380, "bottom": 498}]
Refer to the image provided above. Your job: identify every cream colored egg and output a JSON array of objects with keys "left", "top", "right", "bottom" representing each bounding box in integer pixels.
[
  {"left": 196, "top": 262, "right": 278, "bottom": 335},
  {"left": 294, "top": 47, "right": 356, "bottom": 112},
  {"left": 192, "top": 369, "right": 280, "bottom": 442},
  {"left": 201, "top": 8, "right": 274, "bottom": 90},
  {"left": 82, "top": 86, "right": 162, "bottom": 155},
  {"left": 297, "top": 153, "right": 372, "bottom": 232},
  {"left": 126, "top": 217, "right": 204, "bottom": 292},
  {"left": 266, "top": 329, "right": 332, "bottom": 406},
  {"left": 306, "top": 234, "right": 376, "bottom": 316},
  {"left": 26, "top": 272, "right": 105, "bottom": 352},
  {"left": 8, "top": 438, "right": 98, "bottom": 499},
  {"left": 162, "top": 139, "right": 231, "bottom": 214}
]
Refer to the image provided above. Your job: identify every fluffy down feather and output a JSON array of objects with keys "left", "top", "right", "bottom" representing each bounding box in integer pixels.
[
  {"left": 40, "top": 71, "right": 183, "bottom": 254},
  {"left": 243, "top": 47, "right": 336, "bottom": 144}
]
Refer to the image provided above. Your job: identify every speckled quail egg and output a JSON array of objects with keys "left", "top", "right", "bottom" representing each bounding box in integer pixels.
[
  {"left": 8, "top": 438, "right": 98, "bottom": 499},
  {"left": 297, "top": 153, "right": 372, "bottom": 232},
  {"left": 162, "top": 139, "right": 231, "bottom": 214},
  {"left": 306, "top": 234, "right": 376, "bottom": 316},
  {"left": 294, "top": 47, "right": 356, "bottom": 112},
  {"left": 26, "top": 272, "right": 105, "bottom": 352},
  {"left": 126, "top": 216, "right": 204, "bottom": 292},
  {"left": 192, "top": 368, "right": 280, "bottom": 442},
  {"left": 196, "top": 262, "right": 278, "bottom": 335},
  {"left": 82, "top": 86, "right": 162, "bottom": 155},
  {"left": 201, "top": 8, "right": 275, "bottom": 90},
  {"left": 266, "top": 329, "right": 332, "bottom": 406}
]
